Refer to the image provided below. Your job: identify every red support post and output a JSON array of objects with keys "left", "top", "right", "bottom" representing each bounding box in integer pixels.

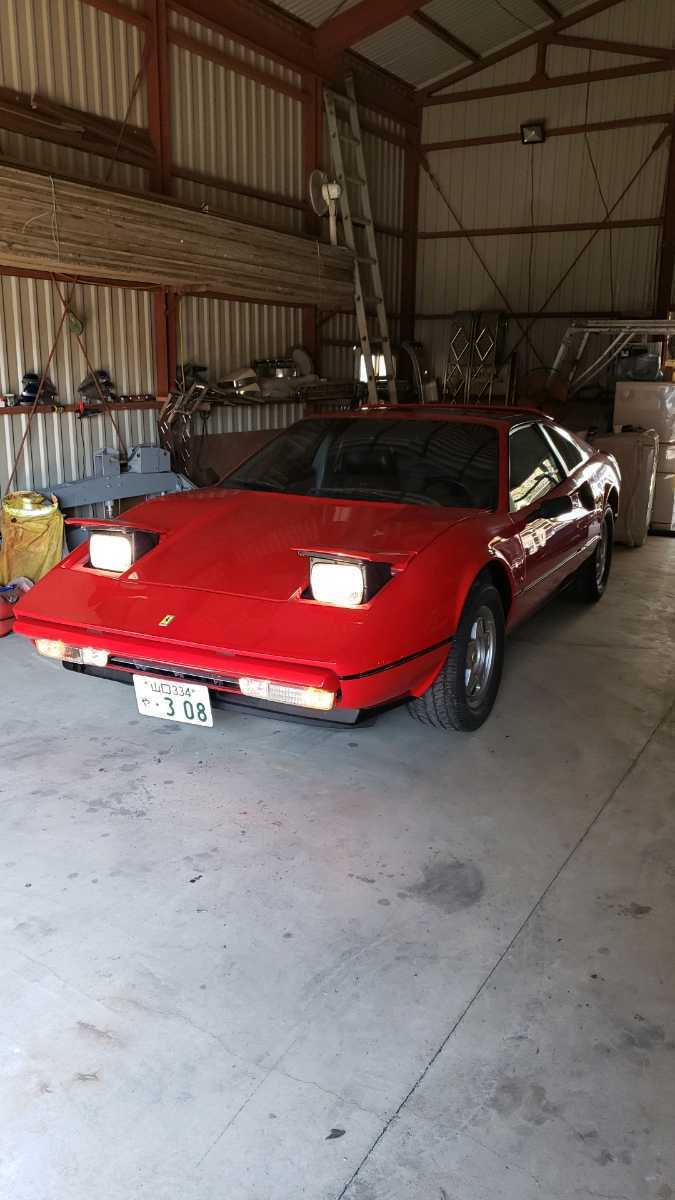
[
  {"left": 146, "top": 0, "right": 174, "bottom": 396},
  {"left": 400, "top": 118, "right": 421, "bottom": 345},
  {"left": 656, "top": 112, "right": 675, "bottom": 317},
  {"left": 153, "top": 291, "right": 170, "bottom": 397},
  {"left": 302, "top": 72, "right": 322, "bottom": 369}
]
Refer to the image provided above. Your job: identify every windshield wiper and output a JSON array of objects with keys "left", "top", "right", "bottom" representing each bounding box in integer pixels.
[
  {"left": 222, "top": 479, "right": 284, "bottom": 492},
  {"left": 311, "top": 486, "right": 401, "bottom": 502}
]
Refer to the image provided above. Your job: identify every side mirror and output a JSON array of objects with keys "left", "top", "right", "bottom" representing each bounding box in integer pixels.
[{"left": 537, "top": 494, "right": 573, "bottom": 520}]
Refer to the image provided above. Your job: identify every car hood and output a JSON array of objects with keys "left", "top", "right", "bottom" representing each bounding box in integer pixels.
[{"left": 121, "top": 487, "right": 476, "bottom": 601}]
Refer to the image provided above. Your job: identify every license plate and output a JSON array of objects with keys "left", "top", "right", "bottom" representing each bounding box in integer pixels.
[{"left": 133, "top": 674, "right": 213, "bottom": 727}]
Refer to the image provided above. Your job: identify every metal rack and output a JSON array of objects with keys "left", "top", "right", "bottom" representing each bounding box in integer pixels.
[
  {"left": 443, "top": 311, "right": 513, "bottom": 404},
  {"left": 548, "top": 319, "right": 675, "bottom": 394}
]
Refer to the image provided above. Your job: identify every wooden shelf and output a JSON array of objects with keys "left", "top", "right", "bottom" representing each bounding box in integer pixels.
[{"left": 0, "top": 401, "right": 163, "bottom": 416}]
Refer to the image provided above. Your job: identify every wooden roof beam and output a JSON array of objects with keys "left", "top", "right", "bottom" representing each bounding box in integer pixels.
[
  {"left": 0, "top": 86, "right": 155, "bottom": 168},
  {"left": 424, "top": 58, "right": 674, "bottom": 106},
  {"left": 420, "top": 0, "right": 626, "bottom": 98},
  {"left": 168, "top": 0, "right": 418, "bottom": 128},
  {"left": 550, "top": 33, "right": 675, "bottom": 60},
  {"left": 411, "top": 13, "right": 480, "bottom": 62},
  {"left": 314, "top": 0, "right": 427, "bottom": 53}
]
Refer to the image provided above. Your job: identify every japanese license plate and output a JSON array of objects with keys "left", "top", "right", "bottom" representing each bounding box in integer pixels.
[{"left": 133, "top": 674, "right": 213, "bottom": 727}]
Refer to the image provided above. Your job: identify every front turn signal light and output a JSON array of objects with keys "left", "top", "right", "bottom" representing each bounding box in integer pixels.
[
  {"left": 239, "top": 677, "right": 334, "bottom": 711},
  {"left": 36, "top": 640, "right": 109, "bottom": 667}
]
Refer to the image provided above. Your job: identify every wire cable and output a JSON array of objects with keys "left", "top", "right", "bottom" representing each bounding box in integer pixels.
[
  {"left": 582, "top": 50, "right": 615, "bottom": 311},
  {"left": 420, "top": 153, "right": 545, "bottom": 368},
  {"left": 105, "top": 44, "right": 149, "bottom": 184},
  {"left": 510, "top": 125, "right": 669, "bottom": 358},
  {"left": 528, "top": 146, "right": 535, "bottom": 367}
]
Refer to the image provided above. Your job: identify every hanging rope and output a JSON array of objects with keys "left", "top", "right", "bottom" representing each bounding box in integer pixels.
[
  {"left": 527, "top": 146, "right": 535, "bottom": 368},
  {"left": 51, "top": 278, "right": 129, "bottom": 460},
  {"left": 583, "top": 50, "right": 615, "bottom": 311},
  {"left": 510, "top": 125, "right": 670, "bottom": 359},
  {"left": 5, "top": 282, "right": 75, "bottom": 495},
  {"left": 420, "top": 153, "right": 545, "bottom": 367},
  {"left": 104, "top": 42, "right": 150, "bottom": 183}
]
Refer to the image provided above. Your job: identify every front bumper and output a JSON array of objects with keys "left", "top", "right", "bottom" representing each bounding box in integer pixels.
[{"left": 15, "top": 612, "right": 449, "bottom": 717}]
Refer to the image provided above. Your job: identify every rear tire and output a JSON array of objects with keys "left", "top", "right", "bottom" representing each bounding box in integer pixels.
[
  {"left": 408, "top": 577, "right": 504, "bottom": 732},
  {"left": 576, "top": 508, "right": 613, "bottom": 602}
]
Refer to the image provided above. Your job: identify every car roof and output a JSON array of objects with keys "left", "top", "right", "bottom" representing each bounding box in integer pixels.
[{"left": 313, "top": 405, "right": 553, "bottom": 428}]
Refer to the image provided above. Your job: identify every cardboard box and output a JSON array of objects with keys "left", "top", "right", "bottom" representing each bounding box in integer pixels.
[
  {"left": 614, "top": 383, "right": 675, "bottom": 442},
  {"left": 651, "top": 473, "right": 675, "bottom": 532}
]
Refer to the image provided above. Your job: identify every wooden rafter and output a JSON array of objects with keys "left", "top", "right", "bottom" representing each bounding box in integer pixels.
[
  {"left": 550, "top": 33, "right": 675, "bottom": 60},
  {"left": 81, "top": 0, "right": 149, "bottom": 28},
  {"left": 0, "top": 86, "right": 155, "bottom": 168},
  {"left": 411, "top": 13, "right": 480, "bottom": 63},
  {"left": 314, "top": 0, "right": 426, "bottom": 53},
  {"left": 420, "top": 0, "right": 626, "bottom": 98},
  {"left": 422, "top": 112, "right": 672, "bottom": 152},
  {"left": 418, "top": 217, "right": 662, "bottom": 240},
  {"left": 82, "top": 0, "right": 418, "bottom": 129},
  {"left": 168, "top": 27, "right": 307, "bottom": 100},
  {"left": 424, "top": 59, "right": 674, "bottom": 106}
]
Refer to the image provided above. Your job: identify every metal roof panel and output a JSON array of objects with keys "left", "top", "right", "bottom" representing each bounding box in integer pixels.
[{"left": 354, "top": 16, "right": 466, "bottom": 86}]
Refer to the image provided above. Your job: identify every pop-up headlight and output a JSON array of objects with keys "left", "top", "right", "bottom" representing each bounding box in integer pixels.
[
  {"left": 307, "top": 556, "right": 392, "bottom": 607},
  {"left": 310, "top": 559, "right": 365, "bottom": 607},
  {"left": 88, "top": 528, "right": 158, "bottom": 573},
  {"left": 89, "top": 531, "right": 133, "bottom": 573}
]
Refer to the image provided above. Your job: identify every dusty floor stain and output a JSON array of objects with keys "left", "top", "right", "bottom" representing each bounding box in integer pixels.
[{"left": 405, "top": 859, "right": 484, "bottom": 914}]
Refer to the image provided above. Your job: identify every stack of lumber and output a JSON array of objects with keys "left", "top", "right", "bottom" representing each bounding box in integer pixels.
[{"left": 0, "top": 163, "right": 355, "bottom": 309}]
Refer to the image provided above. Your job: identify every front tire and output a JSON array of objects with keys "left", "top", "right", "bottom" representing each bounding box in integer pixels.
[
  {"left": 576, "top": 508, "right": 613, "bottom": 602},
  {"left": 408, "top": 577, "right": 504, "bottom": 732}
]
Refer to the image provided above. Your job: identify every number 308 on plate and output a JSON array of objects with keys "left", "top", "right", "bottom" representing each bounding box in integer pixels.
[{"left": 133, "top": 674, "right": 214, "bottom": 727}]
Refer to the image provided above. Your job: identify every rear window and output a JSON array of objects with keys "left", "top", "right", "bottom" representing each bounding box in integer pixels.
[{"left": 222, "top": 417, "right": 499, "bottom": 510}]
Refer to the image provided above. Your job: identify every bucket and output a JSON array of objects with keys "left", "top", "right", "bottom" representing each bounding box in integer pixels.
[
  {"left": 0, "top": 596, "right": 13, "bottom": 636},
  {"left": 2, "top": 491, "right": 57, "bottom": 520}
]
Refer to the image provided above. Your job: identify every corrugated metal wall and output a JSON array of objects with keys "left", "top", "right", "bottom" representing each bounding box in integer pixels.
[
  {"left": 0, "top": 0, "right": 147, "bottom": 190},
  {"left": 0, "top": 273, "right": 157, "bottom": 493},
  {"left": 168, "top": 10, "right": 305, "bottom": 233},
  {"left": 416, "top": 0, "right": 675, "bottom": 384},
  {"left": 166, "top": 11, "right": 307, "bottom": 383},
  {"left": 0, "top": 0, "right": 407, "bottom": 498}
]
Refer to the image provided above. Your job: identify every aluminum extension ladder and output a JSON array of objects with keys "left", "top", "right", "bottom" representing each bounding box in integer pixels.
[{"left": 323, "top": 76, "right": 397, "bottom": 406}]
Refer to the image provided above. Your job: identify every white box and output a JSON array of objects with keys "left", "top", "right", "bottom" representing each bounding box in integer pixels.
[
  {"left": 614, "top": 383, "right": 675, "bottom": 442},
  {"left": 651, "top": 473, "right": 675, "bottom": 532}
]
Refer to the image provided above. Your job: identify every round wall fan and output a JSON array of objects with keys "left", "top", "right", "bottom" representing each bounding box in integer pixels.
[{"left": 309, "top": 169, "right": 342, "bottom": 246}]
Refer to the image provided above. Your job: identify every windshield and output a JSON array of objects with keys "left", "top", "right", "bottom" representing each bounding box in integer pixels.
[{"left": 221, "top": 418, "right": 499, "bottom": 509}]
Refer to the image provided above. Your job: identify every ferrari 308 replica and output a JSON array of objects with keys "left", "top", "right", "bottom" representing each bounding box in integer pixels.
[{"left": 15, "top": 406, "right": 620, "bottom": 732}]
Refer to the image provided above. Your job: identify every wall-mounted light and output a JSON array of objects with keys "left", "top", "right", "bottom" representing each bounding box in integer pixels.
[{"left": 521, "top": 121, "right": 545, "bottom": 145}]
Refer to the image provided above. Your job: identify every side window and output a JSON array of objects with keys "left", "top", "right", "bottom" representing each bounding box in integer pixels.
[
  {"left": 546, "top": 424, "right": 586, "bottom": 472},
  {"left": 509, "top": 425, "right": 564, "bottom": 512}
]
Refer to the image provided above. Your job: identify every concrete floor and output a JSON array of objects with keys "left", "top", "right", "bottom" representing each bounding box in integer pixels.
[{"left": 1, "top": 538, "right": 674, "bottom": 1200}]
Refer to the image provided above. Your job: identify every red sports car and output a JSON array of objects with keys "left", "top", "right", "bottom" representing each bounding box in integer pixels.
[{"left": 15, "top": 406, "right": 620, "bottom": 732}]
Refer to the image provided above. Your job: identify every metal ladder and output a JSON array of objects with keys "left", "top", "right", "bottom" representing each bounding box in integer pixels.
[{"left": 323, "top": 76, "right": 397, "bottom": 406}]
